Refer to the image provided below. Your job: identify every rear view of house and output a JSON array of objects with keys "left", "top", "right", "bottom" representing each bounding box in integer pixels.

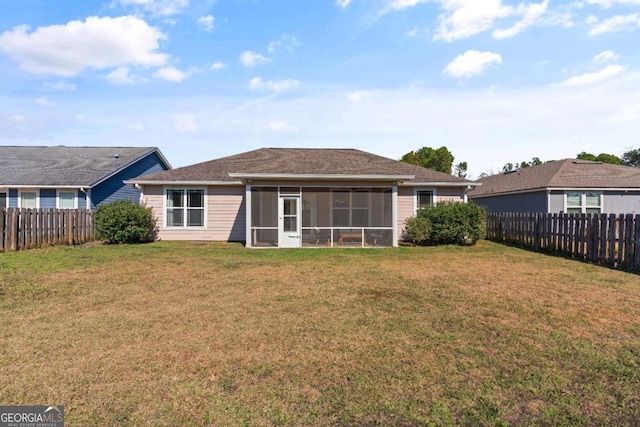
[
  {"left": 127, "top": 148, "right": 477, "bottom": 248},
  {"left": 469, "top": 159, "right": 640, "bottom": 214},
  {"left": 0, "top": 146, "right": 171, "bottom": 210}
]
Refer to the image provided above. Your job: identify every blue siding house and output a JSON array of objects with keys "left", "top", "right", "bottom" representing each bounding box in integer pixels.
[{"left": 0, "top": 146, "right": 171, "bottom": 210}]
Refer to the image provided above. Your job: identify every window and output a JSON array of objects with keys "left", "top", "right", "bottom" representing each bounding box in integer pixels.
[
  {"left": 566, "top": 192, "right": 601, "bottom": 214},
  {"left": 58, "top": 191, "right": 76, "bottom": 209},
  {"left": 0, "top": 192, "right": 6, "bottom": 209},
  {"left": 20, "top": 191, "right": 37, "bottom": 209},
  {"left": 332, "top": 189, "right": 369, "bottom": 227},
  {"left": 415, "top": 189, "right": 435, "bottom": 212},
  {"left": 166, "top": 188, "right": 205, "bottom": 227}
]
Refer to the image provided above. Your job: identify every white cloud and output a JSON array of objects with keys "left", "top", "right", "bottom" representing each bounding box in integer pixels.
[
  {"left": 113, "top": 0, "right": 189, "bottom": 16},
  {"left": 388, "top": 0, "right": 428, "bottom": 11},
  {"left": 248, "top": 77, "right": 300, "bottom": 92},
  {"left": 444, "top": 50, "right": 502, "bottom": 80},
  {"left": 336, "top": 0, "right": 353, "bottom": 8},
  {"left": 405, "top": 26, "right": 429, "bottom": 37},
  {"left": 266, "top": 34, "right": 300, "bottom": 54},
  {"left": 559, "top": 65, "right": 626, "bottom": 86},
  {"left": 593, "top": 50, "right": 620, "bottom": 63},
  {"left": 263, "top": 120, "right": 298, "bottom": 132},
  {"left": 239, "top": 50, "right": 271, "bottom": 67},
  {"left": 493, "top": 0, "right": 549, "bottom": 39},
  {"left": 585, "top": 15, "right": 600, "bottom": 24},
  {"left": 586, "top": 0, "right": 640, "bottom": 7},
  {"left": 211, "top": 61, "right": 227, "bottom": 70},
  {"left": 0, "top": 16, "right": 168, "bottom": 76},
  {"left": 434, "top": 0, "right": 515, "bottom": 42},
  {"left": 347, "top": 91, "right": 373, "bottom": 103},
  {"left": 589, "top": 13, "right": 640, "bottom": 35},
  {"left": 153, "top": 66, "right": 188, "bottom": 82},
  {"left": 198, "top": 15, "right": 215, "bottom": 31},
  {"left": 43, "top": 80, "right": 76, "bottom": 91},
  {"left": 173, "top": 113, "right": 197, "bottom": 132},
  {"left": 35, "top": 96, "right": 54, "bottom": 106},
  {"left": 106, "top": 66, "right": 145, "bottom": 85}
]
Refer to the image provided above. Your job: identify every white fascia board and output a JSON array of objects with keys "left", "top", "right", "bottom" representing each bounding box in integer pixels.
[
  {"left": 124, "top": 180, "right": 244, "bottom": 186},
  {"left": 90, "top": 148, "right": 169, "bottom": 187},
  {"left": 227, "top": 173, "right": 415, "bottom": 181}
]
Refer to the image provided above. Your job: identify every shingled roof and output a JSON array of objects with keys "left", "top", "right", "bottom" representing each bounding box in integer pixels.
[
  {"left": 469, "top": 159, "right": 640, "bottom": 197},
  {"left": 129, "top": 148, "right": 472, "bottom": 185},
  {"left": 0, "top": 146, "right": 166, "bottom": 187}
]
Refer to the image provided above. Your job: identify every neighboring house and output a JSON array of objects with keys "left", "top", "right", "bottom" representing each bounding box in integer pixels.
[
  {"left": 126, "top": 148, "right": 477, "bottom": 248},
  {"left": 468, "top": 159, "right": 640, "bottom": 214},
  {"left": 0, "top": 146, "right": 171, "bottom": 210}
]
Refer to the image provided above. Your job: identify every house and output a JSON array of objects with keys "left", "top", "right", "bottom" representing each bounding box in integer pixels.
[
  {"left": 126, "top": 148, "right": 476, "bottom": 248},
  {"left": 0, "top": 146, "right": 171, "bottom": 210},
  {"left": 468, "top": 159, "right": 640, "bottom": 214}
]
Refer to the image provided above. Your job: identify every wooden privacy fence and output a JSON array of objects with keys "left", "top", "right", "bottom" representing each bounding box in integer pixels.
[
  {"left": 0, "top": 208, "right": 95, "bottom": 252},
  {"left": 486, "top": 212, "right": 640, "bottom": 272}
]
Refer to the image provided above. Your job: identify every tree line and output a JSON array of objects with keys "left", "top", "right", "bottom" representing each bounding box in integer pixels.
[{"left": 400, "top": 147, "right": 640, "bottom": 179}]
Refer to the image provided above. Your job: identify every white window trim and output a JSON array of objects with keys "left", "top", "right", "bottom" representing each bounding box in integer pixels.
[
  {"left": 18, "top": 189, "right": 39, "bottom": 209},
  {"left": 163, "top": 187, "right": 208, "bottom": 229},
  {"left": 413, "top": 188, "right": 437, "bottom": 213},
  {"left": 56, "top": 189, "right": 78, "bottom": 209},
  {"left": 563, "top": 191, "right": 603, "bottom": 214}
]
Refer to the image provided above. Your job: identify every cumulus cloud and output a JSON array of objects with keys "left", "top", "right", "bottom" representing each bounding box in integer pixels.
[
  {"left": 493, "top": 0, "right": 549, "bottom": 39},
  {"left": 388, "top": 0, "right": 428, "bottom": 10},
  {"left": 113, "top": 0, "right": 189, "bottom": 16},
  {"left": 266, "top": 34, "right": 300, "bottom": 54},
  {"left": 198, "top": 15, "right": 215, "bottom": 31},
  {"left": 433, "top": 0, "right": 514, "bottom": 42},
  {"left": 211, "top": 61, "right": 227, "bottom": 70},
  {"left": 443, "top": 50, "right": 502, "bottom": 80},
  {"left": 336, "top": 0, "right": 353, "bottom": 8},
  {"left": 248, "top": 77, "right": 300, "bottom": 92},
  {"left": 239, "top": 50, "right": 271, "bottom": 67},
  {"left": 106, "top": 66, "right": 144, "bottom": 85},
  {"left": 153, "top": 66, "right": 188, "bottom": 82},
  {"left": 589, "top": 13, "right": 640, "bottom": 35},
  {"left": 559, "top": 65, "right": 625, "bottom": 86},
  {"left": 593, "top": 50, "right": 620, "bottom": 63},
  {"left": 173, "top": 113, "right": 197, "bottom": 132},
  {"left": 0, "top": 16, "right": 168, "bottom": 76}
]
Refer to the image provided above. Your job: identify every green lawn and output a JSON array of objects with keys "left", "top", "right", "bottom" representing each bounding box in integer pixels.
[{"left": 1, "top": 241, "right": 639, "bottom": 426}]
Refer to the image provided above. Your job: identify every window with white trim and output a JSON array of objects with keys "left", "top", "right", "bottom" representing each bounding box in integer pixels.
[
  {"left": 415, "top": 189, "right": 434, "bottom": 212},
  {"left": 166, "top": 188, "right": 205, "bottom": 227},
  {"left": 57, "top": 191, "right": 76, "bottom": 209},
  {"left": 20, "top": 191, "right": 37, "bottom": 209},
  {"left": 566, "top": 192, "right": 601, "bottom": 214}
]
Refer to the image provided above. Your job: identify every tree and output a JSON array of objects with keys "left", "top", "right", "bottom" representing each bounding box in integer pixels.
[
  {"left": 454, "top": 161, "right": 468, "bottom": 178},
  {"left": 576, "top": 152, "right": 622, "bottom": 165},
  {"left": 622, "top": 148, "right": 640, "bottom": 167},
  {"left": 401, "top": 146, "right": 455, "bottom": 174},
  {"left": 502, "top": 157, "right": 543, "bottom": 173}
]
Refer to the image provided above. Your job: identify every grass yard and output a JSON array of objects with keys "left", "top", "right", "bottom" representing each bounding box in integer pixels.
[{"left": 1, "top": 241, "right": 639, "bottom": 426}]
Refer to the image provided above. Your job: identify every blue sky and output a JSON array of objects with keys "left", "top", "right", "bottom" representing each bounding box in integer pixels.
[{"left": 1, "top": 0, "right": 639, "bottom": 178}]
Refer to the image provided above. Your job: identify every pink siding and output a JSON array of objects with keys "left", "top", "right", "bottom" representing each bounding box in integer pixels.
[
  {"left": 141, "top": 185, "right": 245, "bottom": 242},
  {"left": 396, "top": 186, "right": 467, "bottom": 238}
]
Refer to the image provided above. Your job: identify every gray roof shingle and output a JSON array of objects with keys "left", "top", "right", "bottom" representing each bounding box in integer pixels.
[
  {"left": 469, "top": 159, "right": 640, "bottom": 197},
  {"left": 131, "top": 148, "right": 471, "bottom": 184},
  {"left": 0, "top": 146, "right": 160, "bottom": 187}
]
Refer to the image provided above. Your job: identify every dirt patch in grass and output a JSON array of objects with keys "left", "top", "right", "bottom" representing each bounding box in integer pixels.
[{"left": 1, "top": 241, "right": 639, "bottom": 425}]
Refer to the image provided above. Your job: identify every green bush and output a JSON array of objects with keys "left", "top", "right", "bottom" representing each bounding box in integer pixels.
[
  {"left": 405, "top": 201, "right": 486, "bottom": 246},
  {"left": 403, "top": 217, "right": 433, "bottom": 245},
  {"left": 94, "top": 200, "right": 157, "bottom": 244}
]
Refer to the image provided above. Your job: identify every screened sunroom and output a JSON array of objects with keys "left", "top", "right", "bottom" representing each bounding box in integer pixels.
[{"left": 249, "top": 186, "right": 395, "bottom": 248}]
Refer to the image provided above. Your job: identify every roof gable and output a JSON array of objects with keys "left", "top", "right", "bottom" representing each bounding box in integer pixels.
[
  {"left": 0, "top": 146, "right": 165, "bottom": 187},
  {"left": 469, "top": 159, "right": 640, "bottom": 197},
  {"left": 131, "top": 148, "right": 472, "bottom": 184}
]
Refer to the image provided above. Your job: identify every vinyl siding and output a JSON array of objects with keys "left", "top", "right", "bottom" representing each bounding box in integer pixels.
[
  {"left": 90, "top": 151, "right": 169, "bottom": 208},
  {"left": 8, "top": 189, "right": 17, "bottom": 208},
  {"left": 142, "top": 185, "right": 245, "bottom": 242},
  {"left": 470, "top": 191, "right": 548, "bottom": 213},
  {"left": 397, "top": 187, "right": 415, "bottom": 236},
  {"left": 40, "top": 189, "right": 56, "bottom": 209}
]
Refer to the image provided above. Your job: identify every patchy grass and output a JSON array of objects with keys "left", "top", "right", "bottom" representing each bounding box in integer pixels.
[{"left": 1, "top": 241, "right": 639, "bottom": 426}]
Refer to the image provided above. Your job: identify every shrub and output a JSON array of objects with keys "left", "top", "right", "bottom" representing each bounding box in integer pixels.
[
  {"left": 408, "top": 201, "right": 486, "bottom": 246},
  {"left": 403, "top": 217, "right": 432, "bottom": 245},
  {"left": 94, "top": 200, "right": 156, "bottom": 244}
]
